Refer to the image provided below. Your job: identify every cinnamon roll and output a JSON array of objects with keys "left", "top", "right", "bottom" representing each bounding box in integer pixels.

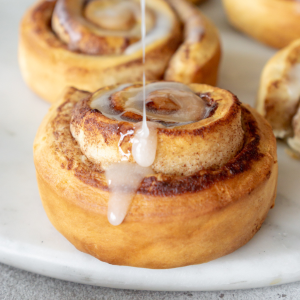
[
  {"left": 222, "top": 0, "right": 300, "bottom": 49},
  {"left": 33, "top": 81, "right": 277, "bottom": 268},
  {"left": 19, "top": 0, "right": 221, "bottom": 103},
  {"left": 256, "top": 39, "right": 300, "bottom": 156}
]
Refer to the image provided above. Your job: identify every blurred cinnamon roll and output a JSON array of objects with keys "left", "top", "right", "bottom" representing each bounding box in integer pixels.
[
  {"left": 222, "top": 0, "right": 300, "bottom": 49},
  {"left": 19, "top": 0, "right": 221, "bottom": 103},
  {"left": 34, "top": 81, "right": 277, "bottom": 268},
  {"left": 256, "top": 39, "right": 300, "bottom": 156},
  {"left": 186, "top": 0, "right": 207, "bottom": 4}
]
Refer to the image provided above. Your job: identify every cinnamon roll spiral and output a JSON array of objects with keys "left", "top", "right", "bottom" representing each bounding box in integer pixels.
[
  {"left": 19, "top": 0, "right": 221, "bottom": 103},
  {"left": 34, "top": 81, "right": 277, "bottom": 268}
]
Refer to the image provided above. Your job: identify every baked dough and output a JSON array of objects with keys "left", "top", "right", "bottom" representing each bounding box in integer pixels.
[
  {"left": 222, "top": 0, "right": 300, "bottom": 48},
  {"left": 34, "top": 82, "right": 278, "bottom": 268}
]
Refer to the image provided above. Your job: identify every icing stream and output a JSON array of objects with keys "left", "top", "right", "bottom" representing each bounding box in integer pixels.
[{"left": 97, "top": 0, "right": 207, "bottom": 226}]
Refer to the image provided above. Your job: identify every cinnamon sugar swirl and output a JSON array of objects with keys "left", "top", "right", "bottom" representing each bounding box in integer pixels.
[{"left": 34, "top": 82, "right": 277, "bottom": 268}]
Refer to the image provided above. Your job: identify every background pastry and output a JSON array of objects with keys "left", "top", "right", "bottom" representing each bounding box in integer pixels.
[
  {"left": 222, "top": 0, "right": 300, "bottom": 49},
  {"left": 19, "top": 0, "right": 221, "bottom": 103},
  {"left": 256, "top": 39, "right": 300, "bottom": 155},
  {"left": 186, "top": 0, "right": 207, "bottom": 4},
  {"left": 34, "top": 81, "right": 278, "bottom": 269}
]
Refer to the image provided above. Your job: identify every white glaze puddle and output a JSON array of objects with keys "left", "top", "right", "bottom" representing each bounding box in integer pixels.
[{"left": 91, "top": 82, "right": 208, "bottom": 126}]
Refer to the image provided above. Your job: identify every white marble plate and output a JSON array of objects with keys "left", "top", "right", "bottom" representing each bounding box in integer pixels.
[{"left": 1, "top": 0, "right": 300, "bottom": 292}]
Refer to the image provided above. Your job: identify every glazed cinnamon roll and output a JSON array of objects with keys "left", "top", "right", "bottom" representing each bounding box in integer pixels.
[
  {"left": 256, "top": 39, "right": 300, "bottom": 156},
  {"left": 34, "top": 81, "right": 277, "bottom": 268},
  {"left": 19, "top": 0, "right": 221, "bottom": 103},
  {"left": 222, "top": 0, "right": 300, "bottom": 49}
]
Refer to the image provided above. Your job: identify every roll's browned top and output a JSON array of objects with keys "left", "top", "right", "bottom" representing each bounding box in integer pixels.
[
  {"left": 34, "top": 85, "right": 276, "bottom": 203},
  {"left": 70, "top": 82, "right": 244, "bottom": 176}
]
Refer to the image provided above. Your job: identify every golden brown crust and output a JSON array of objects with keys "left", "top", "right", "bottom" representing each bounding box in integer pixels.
[
  {"left": 33, "top": 85, "right": 278, "bottom": 268},
  {"left": 19, "top": 0, "right": 221, "bottom": 103},
  {"left": 222, "top": 0, "right": 300, "bottom": 49}
]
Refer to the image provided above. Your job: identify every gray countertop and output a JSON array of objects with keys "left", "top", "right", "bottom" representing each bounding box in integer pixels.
[{"left": 1, "top": 263, "right": 300, "bottom": 300}]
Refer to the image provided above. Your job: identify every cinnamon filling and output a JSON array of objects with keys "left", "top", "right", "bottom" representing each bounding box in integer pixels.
[{"left": 90, "top": 82, "right": 212, "bottom": 126}]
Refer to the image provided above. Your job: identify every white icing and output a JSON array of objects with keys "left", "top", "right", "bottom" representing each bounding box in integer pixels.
[
  {"left": 186, "top": 15, "right": 204, "bottom": 43},
  {"left": 130, "top": 0, "right": 156, "bottom": 168},
  {"left": 106, "top": 163, "right": 153, "bottom": 226},
  {"left": 93, "top": 3, "right": 137, "bottom": 31},
  {"left": 106, "top": 0, "right": 156, "bottom": 226},
  {"left": 91, "top": 82, "right": 208, "bottom": 126},
  {"left": 53, "top": 1, "right": 82, "bottom": 51},
  {"left": 97, "top": 0, "right": 208, "bottom": 225},
  {"left": 124, "top": 9, "right": 172, "bottom": 54},
  {"left": 132, "top": 122, "right": 158, "bottom": 167}
]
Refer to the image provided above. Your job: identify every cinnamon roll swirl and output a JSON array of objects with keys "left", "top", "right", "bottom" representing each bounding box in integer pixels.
[
  {"left": 256, "top": 39, "right": 300, "bottom": 156},
  {"left": 34, "top": 81, "right": 277, "bottom": 268},
  {"left": 222, "top": 0, "right": 300, "bottom": 49},
  {"left": 19, "top": 0, "right": 221, "bottom": 103}
]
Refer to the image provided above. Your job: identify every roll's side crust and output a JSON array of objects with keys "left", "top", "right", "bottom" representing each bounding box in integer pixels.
[{"left": 33, "top": 87, "right": 277, "bottom": 269}]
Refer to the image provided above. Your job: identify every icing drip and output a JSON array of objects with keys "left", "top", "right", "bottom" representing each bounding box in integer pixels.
[
  {"left": 105, "top": 0, "right": 157, "bottom": 226},
  {"left": 132, "top": 122, "right": 159, "bottom": 167},
  {"left": 106, "top": 163, "right": 153, "bottom": 226},
  {"left": 94, "top": 1, "right": 207, "bottom": 226}
]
